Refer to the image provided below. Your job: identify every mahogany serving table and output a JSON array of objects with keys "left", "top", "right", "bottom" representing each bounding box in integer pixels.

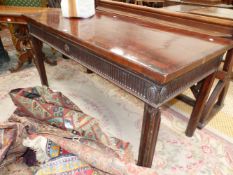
[
  {"left": 1, "top": 4, "right": 232, "bottom": 129},
  {"left": 24, "top": 7, "right": 233, "bottom": 167}
]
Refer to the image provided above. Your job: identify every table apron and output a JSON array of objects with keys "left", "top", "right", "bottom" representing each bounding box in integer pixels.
[{"left": 28, "top": 23, "right": 222, "bottom": 108}]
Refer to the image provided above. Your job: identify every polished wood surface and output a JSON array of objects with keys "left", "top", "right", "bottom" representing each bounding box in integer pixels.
[
  {"left": 24, "top": 10, "right": 233, "bottom": 83},
  {"left": 52, "top": 0, "right": 233, "bottom": 31}
]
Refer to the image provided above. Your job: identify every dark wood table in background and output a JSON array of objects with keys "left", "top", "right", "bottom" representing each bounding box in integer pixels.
[
  {"left": 0, "top": 6, "right": 59, "bottom": 71},
  {"left": 24, "top": 6, "right": 233, "bottom": 167}
]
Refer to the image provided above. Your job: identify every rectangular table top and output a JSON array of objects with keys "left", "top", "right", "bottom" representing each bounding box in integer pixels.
[
  {"left": 24, "top": 9, "right": 233, "bottom": 83},
  {"left": 164, "top": 5, "right": 233, "bottom": 20}
]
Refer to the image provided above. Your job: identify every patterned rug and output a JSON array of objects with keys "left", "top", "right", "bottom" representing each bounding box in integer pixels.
[{"left": 0, "top": 27, "right": 233, "bottom": 175}]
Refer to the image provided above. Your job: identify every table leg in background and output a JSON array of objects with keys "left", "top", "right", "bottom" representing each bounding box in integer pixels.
[{"left": 185, "top": 73, "right": 216, "bottom": 137}]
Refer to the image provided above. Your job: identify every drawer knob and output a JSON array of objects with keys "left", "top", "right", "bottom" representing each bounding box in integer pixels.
[{"left": 64, "top": 44, "right": 70, "bottom": 52}]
